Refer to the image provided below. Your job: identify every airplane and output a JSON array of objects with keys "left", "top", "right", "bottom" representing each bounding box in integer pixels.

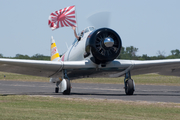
[{"left": 0, "top": 26, "right": 180, "bottom": 95}]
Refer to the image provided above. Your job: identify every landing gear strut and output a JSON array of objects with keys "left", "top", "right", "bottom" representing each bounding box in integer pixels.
[
  {"left": 124, "top": 72, "right": 135, "bottom": 95},
  {"left": 55, "top": 70, "right": 71, "bottom": 95},
  {"left": 55, "top": 81, "right": 60, "bottom": 93}
]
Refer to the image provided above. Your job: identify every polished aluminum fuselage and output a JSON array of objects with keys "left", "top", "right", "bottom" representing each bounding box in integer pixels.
[{"left": 63, "top": 30, "right": 92, "bottom": 61}]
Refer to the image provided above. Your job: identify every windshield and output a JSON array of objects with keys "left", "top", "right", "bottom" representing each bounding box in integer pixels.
[
  {"left": 84, "top": 26, "right": 95, "bottom": 34},
  {"left": 89, "top": 27, "right": 95, "bottom": 31},
  {"left": 72, "top": 26, "right": 95, "bottom": 44}
]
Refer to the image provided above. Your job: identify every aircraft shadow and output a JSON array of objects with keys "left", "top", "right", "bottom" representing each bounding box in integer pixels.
[
  {"left": 0, "top": 91, "right": 180, "bottom": 97},
  {"left": 71, "top": 92, "right": 180, "bottom": 97}
]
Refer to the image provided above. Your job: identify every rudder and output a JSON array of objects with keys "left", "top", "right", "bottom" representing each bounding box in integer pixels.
[{"left": 50, "top": 36, "right": 60, "bottom": 61}]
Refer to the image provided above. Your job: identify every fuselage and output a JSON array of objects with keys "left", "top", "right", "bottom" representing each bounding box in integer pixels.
[
  {"left": 61, "top": 27, "right": 95, "bottom": 61},
  {"left": 61, "top": 26, "right": 122, "bottom": 67}
]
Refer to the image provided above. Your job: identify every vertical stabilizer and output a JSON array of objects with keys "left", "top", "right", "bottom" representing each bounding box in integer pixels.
[{"left": 51, "top": 36, "right": 60, "bottom": 61}]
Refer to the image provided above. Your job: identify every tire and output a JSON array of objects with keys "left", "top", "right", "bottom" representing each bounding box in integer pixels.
[
  {"left": 55, "top": 87, "right": 59, "bottom": 93},
  {"left": 63, "top": 79, "right": 71, "bottom": 95},
  {"left": 125, "top": 79, "right": 135, "bottom": 95}
]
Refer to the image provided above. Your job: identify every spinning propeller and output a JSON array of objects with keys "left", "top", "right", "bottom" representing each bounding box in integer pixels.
[
  {"left": 86, "top": 11, "right": 121, "bottom": 63},
  {"left": 87, "top": 11, "right": 111, "bottom": 29}
]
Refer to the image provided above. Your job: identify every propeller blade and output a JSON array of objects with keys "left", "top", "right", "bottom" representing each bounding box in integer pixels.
[{"left": 87, "top": 11, "right": 111, "bottom": 29}]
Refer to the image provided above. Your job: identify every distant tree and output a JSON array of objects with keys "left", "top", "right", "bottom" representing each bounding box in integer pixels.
[
  {"left": 118, "top": 46, "right": 125, "bottom": 59},
  {"left": 31, "top": 54, "right": 50, "bottom": 60},
  {"left": 166, "top": 49, "right": 180, "bottom": 59},
  {"left": 126, "top": 46, "right": 138, "bottom": 58},
  {"left": 15, "top": 54, "right": 21, "bottom": 58},
  {"left": 0, "top": 54, "right": 3, "bottom": 58},
  {"left": 157, "top": 50, "right": 166, "bottom": 59},
  {"left": 171, "top": 49, "right": 180, "bottom": 56},
  {"left": 141, "top": 54, "right": 151, "bottom": 60},
  {"left": 15, "top": 54, "right": 30, "bottom": 59},
  {"left": 150, "top": 56, "right": 159, "bottom": 60},
  {"left": 118, "top": 46, "right": 138, "bottom": 59}
]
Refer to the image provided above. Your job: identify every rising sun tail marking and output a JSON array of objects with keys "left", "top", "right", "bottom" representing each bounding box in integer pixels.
[{"left": 50, "top": 36, "right": 60, "bottom": 61}]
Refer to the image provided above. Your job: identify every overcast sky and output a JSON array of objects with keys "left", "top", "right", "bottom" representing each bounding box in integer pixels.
[{"left": 0, "top": 0, "right": 179, "bottom": 57}]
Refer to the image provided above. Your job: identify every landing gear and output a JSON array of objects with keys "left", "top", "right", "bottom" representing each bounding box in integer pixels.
[
  {"left": 62, "top": 79, "right": 71, "bottom": 95},
  {"left": 124, "top": 72, "right": 135, "bottom": 95},
  {"left": 55, "top": 87, "right": 59, "bottom": 93},
  {"left": 54, "top": 70, "right": 71, "bottom": 95},
  {"left": 84, "top": 52, "right": 90, "bottom": 58},
  {"left": 55, "top": 81, "right": 60, "bottom": 93}
]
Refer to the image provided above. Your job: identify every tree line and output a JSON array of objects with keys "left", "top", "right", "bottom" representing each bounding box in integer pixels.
[
  {"left": 0, "top": 46, "right": 180, "bottom": 60},
  {"left": 118, "top": 46, "right": 180, "bottom": 60},
  {"left": 0, "top": 54, "right": 50, "bottom": 60}
]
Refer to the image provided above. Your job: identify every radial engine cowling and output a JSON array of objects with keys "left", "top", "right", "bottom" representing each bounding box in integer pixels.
[{"left": 85, "top": 28, "right": 122, "bottom": 64}]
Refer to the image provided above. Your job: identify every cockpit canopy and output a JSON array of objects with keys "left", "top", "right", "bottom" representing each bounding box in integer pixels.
[
  {"left": 80, "top": 26, "right": 95, "bottom": 37},
  {"left": 78, "top": 26, "right": 95, "bottom": 36},
  {"left": 73, "top": 26, "right": 95, "bottom": 44},
  {"left": 83, "top": 26, "right": 95, "bottom": 34}
]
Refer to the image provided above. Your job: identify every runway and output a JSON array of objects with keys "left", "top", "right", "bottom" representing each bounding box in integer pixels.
[{"left": 0, "top": 80, "right": 180, "bottom": 103}]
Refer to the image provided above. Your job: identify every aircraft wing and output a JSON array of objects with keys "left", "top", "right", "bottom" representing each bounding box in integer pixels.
[
  {"left": 0, "top": 58, "right": 95, "bottom": 78},
  {"left": 0, "top": 58, "right": 63, "bottom": 77},
  {"left": 65, "top": 59, "right": 180, "bottom": 78},
  {"left": 131, "top": 59, "right": 180, "bottom": 77},
  {"left": 0, "top": 58, "right": 180, "bottom": 79}
]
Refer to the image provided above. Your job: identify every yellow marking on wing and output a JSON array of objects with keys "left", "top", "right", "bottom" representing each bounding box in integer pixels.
[
  {"left": 51, "top": 43, "right": 56, "bottom": 49},
  {"left": 51, "top": 53, "right": 60, "bottom": 61}
]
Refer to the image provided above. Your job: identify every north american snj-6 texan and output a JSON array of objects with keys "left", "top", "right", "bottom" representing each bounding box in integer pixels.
[{"left": 0, "top": 6, "right": 180, "bottom": 95}]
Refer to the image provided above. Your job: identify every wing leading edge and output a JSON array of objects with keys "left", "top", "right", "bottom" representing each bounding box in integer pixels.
[
  {"left": 0, "top": 58, "right": 96, "bottom": 78},
  {"left": 132, "top": 59, "right": 180, "bottom": 76},
  {"left": 64, "top": 59, "right": 180, "bottom": 78},
  {"left": 0, "top": 58, "right": 63, "bottom": 77},
  {"left": 0, "top": 58, "right": 180, "bottom": 79}
]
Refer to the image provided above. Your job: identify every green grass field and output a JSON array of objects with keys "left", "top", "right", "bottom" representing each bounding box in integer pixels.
[
  {"left": 0, "top": 95, "right": 180, "bottom": 120},
  {"left": 0, "top": 72, "right": 180, "bottom": 119},
  {"left": 0, "top": 72, "right": 180, "bottom": 86}
]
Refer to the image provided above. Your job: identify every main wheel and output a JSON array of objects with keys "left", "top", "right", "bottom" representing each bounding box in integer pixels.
[
  {"left": 63, "top": 79, "right": 71, "bottom": 95},
  {"left": 55, "top": 87, "right": 59, "bottom": 93},
  {"left": 125, "top": 79, "right": 135, "bottom": 95}
]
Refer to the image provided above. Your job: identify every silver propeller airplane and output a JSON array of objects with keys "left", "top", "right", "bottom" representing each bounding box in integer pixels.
[{"left": 0, "top": 26, "right": 180, "bottom": 95}]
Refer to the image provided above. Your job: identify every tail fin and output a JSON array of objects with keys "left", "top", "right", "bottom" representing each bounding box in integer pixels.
[{"left": 50, "top": 36, "right": 60, "bottom": 61}]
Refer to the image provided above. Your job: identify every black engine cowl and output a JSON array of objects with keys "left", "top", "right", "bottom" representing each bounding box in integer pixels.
[{"left": 85, "top": 28, "right": 122, "bottom": 64}]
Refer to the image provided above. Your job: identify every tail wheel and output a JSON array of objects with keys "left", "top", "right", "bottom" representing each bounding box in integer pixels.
[
  {"left": 125, "top": 79, "right": 135, "bottom": 95},
  {"left": 63, "top": 79, "right": 71, "bottom": 95},
  {"left": 55, "top": 87, "right": 59, "bottom": 93}
]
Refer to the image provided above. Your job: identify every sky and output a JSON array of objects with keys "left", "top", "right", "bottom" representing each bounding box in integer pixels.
[{"left": 0, "top": 0, "right": 180, "bottom": 57}]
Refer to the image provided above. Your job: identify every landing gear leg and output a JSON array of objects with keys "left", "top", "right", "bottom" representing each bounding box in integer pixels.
[
  {"left": 55, "top": 81, "right": 60, "bottom": 93},
  {"left": 124, "top": 71, "right": 135, "bottom": 95},
  {"left": 60, "top": 70, "right": 71, "bottom": 95}
]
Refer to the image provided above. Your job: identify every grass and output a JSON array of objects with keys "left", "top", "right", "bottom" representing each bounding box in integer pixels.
[
  {"left": 0, "top": 72, "right": 49, "bottom": 82},
  {"left": 72, "top": 74, "right": 180, "bottom": 86},
  {"left": 0, "top": 72, "right": 180, "bottom": 86},
  {"left": 0, "top": 72, "right": 180, "bottom": 119},
  {"left": 0, "top": 95, "right": 180, "bottom": 120}
]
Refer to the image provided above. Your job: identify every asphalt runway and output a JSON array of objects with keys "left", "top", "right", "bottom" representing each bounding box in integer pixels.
[{"left": 0, "top": 80, "right": 180, "bottom": 103}]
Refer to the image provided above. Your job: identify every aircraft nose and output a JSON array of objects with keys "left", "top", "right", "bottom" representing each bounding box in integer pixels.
[{"left": 103, "top": 37, "right": 114, "bottom": 47}]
